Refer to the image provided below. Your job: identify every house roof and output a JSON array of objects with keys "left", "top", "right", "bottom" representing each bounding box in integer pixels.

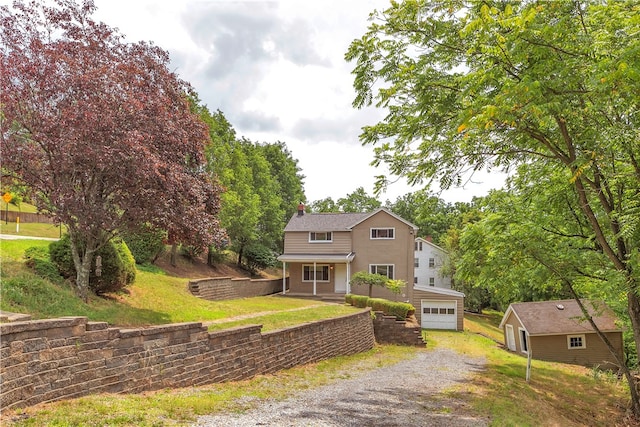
[
  {"left": 415, "top": 237, "right": 448, "bottom": 254},
  {"left": 499, "top": 299, "right": 622, "bottom": 336},
  {"left": 283, "top": 207, "right": 418, "bottom": 232},
  {"left": 277, "top": 253, "right": 356, "bottom": 263},
  {"left": 413, "top": 285, "right": 464, "bottom": 298}
]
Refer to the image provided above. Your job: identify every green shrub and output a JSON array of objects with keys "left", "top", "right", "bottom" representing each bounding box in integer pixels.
[
  {"left": 49, "top": 235, "right": 136, "bottom": 295},
  {"left": 24, "top": 246, "right": 63, "bottom": 284},
  {"left": 120, "top": 225, "right": 166, "bottom": 264},
  {"left": 180, "top": 245, "right": 204, "bottom": 262},
  {"left": 387, "top": 301, "right": 416, "bottom": 320},
  {"left": 346, "top": 292, "right": 415, "bottom": 320},
  {"left": 366, "top": 298, "right": 387, "bottom": 312},
  {"left": 243, "top": 243, "right": 277, "bottom": 272},
  {"left": 351, "top": 295, "right": 370, "bottom": 308}
]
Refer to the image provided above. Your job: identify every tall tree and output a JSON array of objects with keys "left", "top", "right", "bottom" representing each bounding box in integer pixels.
[
  {"left": 347, "top": 0, "right": 640, "bottom": 413},
  {"left": 336, "top": 187, "right": 381, "bottom": 213},
  {"left": 0, "top": 0, "right": 224, "bottom": 300}
]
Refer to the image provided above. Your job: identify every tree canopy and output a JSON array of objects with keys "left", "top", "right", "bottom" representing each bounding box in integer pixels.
[
  {"left": 0, "top": 0, "right": 224, "bottom": 299},
  {"left": 347, "top": 0, "right": 640, "bottom": 414}
]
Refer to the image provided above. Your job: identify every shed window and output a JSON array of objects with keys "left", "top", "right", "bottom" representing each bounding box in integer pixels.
[
  {"left": 567, "top": 334, "right": 586, "bottom": 349},
  {"left": 371, "top": 228, "right": 394, "bottom": 239}
]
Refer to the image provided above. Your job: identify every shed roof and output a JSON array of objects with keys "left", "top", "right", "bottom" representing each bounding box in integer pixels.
[{"left": 499, "top": 299, "right": 622, "bottom": 336}]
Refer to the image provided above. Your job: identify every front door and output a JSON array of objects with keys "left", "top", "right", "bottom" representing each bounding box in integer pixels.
[
  {"left": 334, "top": 264, "right": 347, "bottom": 293},
  {"left": 506, "top": 324, "right": 516, "bottom": 351}
]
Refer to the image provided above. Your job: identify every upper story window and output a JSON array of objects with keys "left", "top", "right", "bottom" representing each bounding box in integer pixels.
[
  {"left": 370, "top": 264, "right": 394, "bottom": 279},
  {"left": 309, "top": 231, "right": 332, "bottom": 243},
  {"left": 414, "top": 258, "right": 419, "bottom": 268},
  {"left": 428, "top": 258, "right": 435, "bottom": 268},
  {"left": 415, "top": 241, "right": 423, "bottom": 251},
  {"left": 371, "top": 228, "right": 395, "bottom": 239}
]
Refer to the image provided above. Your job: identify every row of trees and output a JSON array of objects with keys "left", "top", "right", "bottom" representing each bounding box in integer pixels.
[{"left": 196, "top": 105, "right": 305, "bottom": 269}]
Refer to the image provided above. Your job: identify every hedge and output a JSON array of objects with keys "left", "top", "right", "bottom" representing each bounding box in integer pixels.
[{"left": 345, "top": 294, "right": 415, "bottom": 320}]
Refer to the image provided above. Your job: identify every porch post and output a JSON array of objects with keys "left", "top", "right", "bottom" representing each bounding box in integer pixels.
[
  {"left": 346, "top": 261, "right": 351, "bottom": 294},
  {"left": 282, "top": 261, "right": 287, "bottom": 295},
  {"left": 313, "top": 261, "right": 317, "bottom": 295}
]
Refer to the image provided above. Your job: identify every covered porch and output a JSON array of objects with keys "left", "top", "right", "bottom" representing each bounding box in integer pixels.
[{"left": 277, "top": 253, "right": 355, "bottom": 296}]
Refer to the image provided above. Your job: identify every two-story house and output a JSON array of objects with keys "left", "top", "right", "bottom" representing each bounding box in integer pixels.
[
  {"left": 414, "top": 236, "right": 452, "bottom": 289},
  {"left": 277, "top": 205, "right": 417, "bottom": 301},
  {"left": 278, "top": 205, "right": 465, "bottom": 330}
]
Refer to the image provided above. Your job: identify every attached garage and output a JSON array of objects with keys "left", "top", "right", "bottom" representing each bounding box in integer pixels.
[
  {"left": 411, "top": 286, "right": 465, "bottom": 331},
  {"left": 421, "top": 300, "right": 457, "bottom": 330}
]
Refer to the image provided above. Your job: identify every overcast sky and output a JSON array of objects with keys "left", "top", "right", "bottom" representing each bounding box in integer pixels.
[{"left": 14, "top": 0, "right": 507, "bottom": 204}]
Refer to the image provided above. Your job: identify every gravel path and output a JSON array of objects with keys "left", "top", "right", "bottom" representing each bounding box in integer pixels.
[{"left": 194, "top": 348, "right": 489, "bottom": 427}]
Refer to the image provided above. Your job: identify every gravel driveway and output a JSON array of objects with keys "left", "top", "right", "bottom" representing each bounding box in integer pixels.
[{"left": 194, "top": 348, "right": 489, "bottom": 427}]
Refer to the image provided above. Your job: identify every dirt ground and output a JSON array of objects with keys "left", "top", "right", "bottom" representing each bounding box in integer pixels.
[{"left": 153, "top": 249, "right": 280, "bottom": 280}]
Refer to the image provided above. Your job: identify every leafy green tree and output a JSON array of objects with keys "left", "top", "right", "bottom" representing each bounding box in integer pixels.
[
  {"left": 309, "top": 197, "right": 339, "bottom": 213},
  {"left": 260, "top": 141, "right": 307, "bottom": 231},
  {"left": 337, "top": 187, "right": 381, "bottom": 213},
  {"left": 387, "top": 189, "right": 468, "bottom": 243},
  {"left": 350, "top": 271, "right": 391, "bottom": 297},
  {"left": 347, "top": 0, "right": 640, "bottom": 412}
]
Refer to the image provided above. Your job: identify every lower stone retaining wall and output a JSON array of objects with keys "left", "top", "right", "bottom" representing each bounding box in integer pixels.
[
  {"left": 0, "top": 309, "right": 375, "bottom": 409},
  {"left": 189, "top": 276, "right": 288, "bottom": 301},
  {"left": 373, "top": 312, "right": 426, "bottom": 346}
]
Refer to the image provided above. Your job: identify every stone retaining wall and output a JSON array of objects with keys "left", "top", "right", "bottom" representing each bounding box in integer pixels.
[
  {"left": 0, "top": 309, "right": 374, "bottom": 409},
  {"left": 373, "top": 312, "right": 426, "bottom": 346},
  {"left": 189, "top": 276, "right": 288, "bottom": 301}
]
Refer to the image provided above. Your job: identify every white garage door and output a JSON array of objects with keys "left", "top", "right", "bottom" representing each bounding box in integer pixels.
[{"left": 421, "top": 300, "right": 457, "bottom": 330}]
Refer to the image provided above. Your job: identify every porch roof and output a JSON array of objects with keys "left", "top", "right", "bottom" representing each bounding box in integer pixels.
[{"left": 277, "top": 253, "right": 355, "bottom": 263}]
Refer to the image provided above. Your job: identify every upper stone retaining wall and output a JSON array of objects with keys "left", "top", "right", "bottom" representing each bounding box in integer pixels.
[
  {"left": 0, "top": 309, "right": 374, "bottom": 409},
  {"left": 189, "top": 276, "right": 288, "bottom": 301}
]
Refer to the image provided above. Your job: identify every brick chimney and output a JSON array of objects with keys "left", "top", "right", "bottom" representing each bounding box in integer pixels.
[
  {"left": 425, "top": 235, "right": 432, "bottom": 242},
  {"left": 297, "top": 203, "right": 305, "bottom": 216}
]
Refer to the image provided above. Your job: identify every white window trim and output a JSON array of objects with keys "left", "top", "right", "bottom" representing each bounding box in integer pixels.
[
  {"left": 302, "top": 264, "right": 330, "bottom": 282},
  {"left": 309, "top": 231, "right": 333, "bottom": 243},
  {"left": 518, "top": 327, "right": 529, "bottom": 354},
  {"left": 567, "top": 334, "right": 586, "bottom": 350},
  {"left": 369, "top": 264, "right": 395, "bottom": 279},
  {"left": 370, "top": 227, "right": 395, "bottom": 239}
]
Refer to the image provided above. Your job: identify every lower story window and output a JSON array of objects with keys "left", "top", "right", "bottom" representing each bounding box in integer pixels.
[
  {"left": 370, "top": 264, "right": 394, "bottom": 279},
  {"left": 303, "top": 265, "right": 330, "bottom": 282}
]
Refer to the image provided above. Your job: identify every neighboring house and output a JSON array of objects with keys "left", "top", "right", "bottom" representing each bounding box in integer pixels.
[
  {"left": 277, "top": 205, "right": 464, "bottom": 331},
  {"left": 277, "top": 205, "right": 417, "bottom": 301},
  {"left": 414, "top": 236, "right": 452, "bottom": 289},
  {"left": 499, "top": 299, "right": 623, "bottom": 369}
]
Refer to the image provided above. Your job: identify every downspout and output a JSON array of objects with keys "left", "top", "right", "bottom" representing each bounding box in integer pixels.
[
  {"left": 282, "top": 261, "right": 287, "bottom": 295},
  {"left": 346, "top": 259, "right": 351, "bottom": 294}
]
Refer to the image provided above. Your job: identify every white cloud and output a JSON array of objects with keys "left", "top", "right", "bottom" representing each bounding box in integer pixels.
[{"left": 7, "top": 0, "right": 506, "bottom": 204}]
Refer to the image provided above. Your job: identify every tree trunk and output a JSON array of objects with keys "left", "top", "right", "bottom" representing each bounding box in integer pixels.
[
  {"left": 170, "top": 243, "right": 178, "bottom": 267},
  {"left": 68, "top": 230, "right": 96, "bottom": 303},
  {"left": 207, "top": 245, "right": 214, "bottom": 266},
  {"left": 237, "top": 244, "right": 244, "bottom": 267}
]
